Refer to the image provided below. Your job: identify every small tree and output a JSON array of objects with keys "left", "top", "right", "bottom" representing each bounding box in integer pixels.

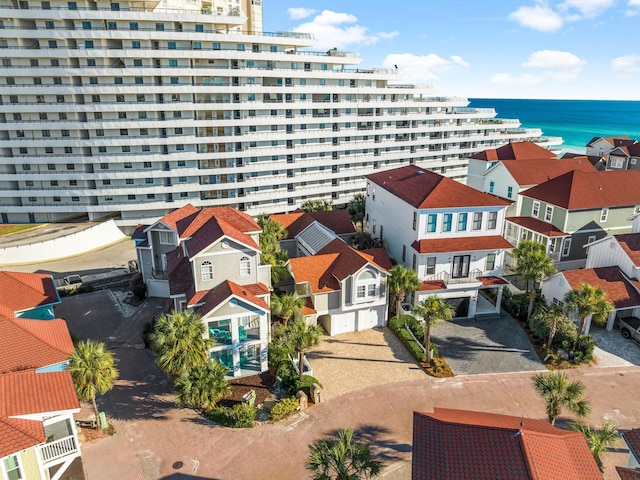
[
  {"left": 302, "top": 199, "right": 333, "bottom": 212},
  {"left": 570, "top": 420, "right": 618, "bottom": 469},
  {"left": 512, "top": 240, "right": 556, "bottom": 319},
  {"left": 351, "top": 232, "right": 384, "bottom": 251},
  {"left": 288, "top": 319, "right": 322, "bottom": 380},
  {"left": 529, "top": 305, "right": 577, "bottom": 350},
  {"left": 68, "top": 340, "right": 119, "bottom": 428},
  {"left": 149, "top": 311, "right": 214, "bottom": 377},
  {"left": 388, "top": 265, "right": 421, "bottom": 317},
  {"left": 257, "top": 214, "right": 291, "bottom": 287},
  {"left": 306, "top": 428, "right": 383, "bottom": 480},
  {"left": 174, "top": 361, "right": 230, "bottom": 414},
  {"left": 564, "top": 283, "right": 614, "bottom": 337},
  {"left": 532, "top": 371, "right": 590, "bottom": 425},
  {"left": 271, "top": 292, "right": 304, "bottom": 327},
  {"left": 347, "top": 193, "right": 366, "bottom": 231},
  {"left": 411, "top": 296, "right": 455, "bottom": 361}
]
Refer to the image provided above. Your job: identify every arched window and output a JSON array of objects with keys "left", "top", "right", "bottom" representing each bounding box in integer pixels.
[
  {"left": 355, "top": 269, "right": 377, "bottom": 301},
  {"left": 239, "top": 256, "right": 251, "bottom": 276},
  {"left": 201, "top": 261, "right": 213, "bottom": 281}
]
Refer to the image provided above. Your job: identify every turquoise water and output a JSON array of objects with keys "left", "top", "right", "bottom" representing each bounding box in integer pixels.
[{"left": 469, "top": 98, "right": 640, "bottom": 154}]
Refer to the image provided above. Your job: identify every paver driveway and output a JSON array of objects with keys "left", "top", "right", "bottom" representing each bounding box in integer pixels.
[{"left": 431, "top": 314, "right": 546, "bottom": 376}]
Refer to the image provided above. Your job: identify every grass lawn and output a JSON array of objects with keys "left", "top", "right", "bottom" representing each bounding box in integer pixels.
[{"left": 0, "top": 224, "right": 37, "bottom": 236}]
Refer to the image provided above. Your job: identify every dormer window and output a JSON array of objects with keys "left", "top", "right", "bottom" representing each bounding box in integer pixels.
[
  {"left": 201, "top": 261, "right": 213, "bottom": 281},
  {"left": 355, "top": 269, "right": 378, "bottom": 301},
  {"left": 159, "top": 231, "right": 174, "bottom": 245}
]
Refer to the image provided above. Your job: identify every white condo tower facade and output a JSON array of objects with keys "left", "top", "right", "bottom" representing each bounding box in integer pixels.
[{"left": 0, "top": 0, "right": 560, "bottom": 228}]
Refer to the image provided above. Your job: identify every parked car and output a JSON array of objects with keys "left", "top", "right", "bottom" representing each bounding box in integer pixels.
[{"left": 617, "top": 316, "right": 640, "bottom": 343}]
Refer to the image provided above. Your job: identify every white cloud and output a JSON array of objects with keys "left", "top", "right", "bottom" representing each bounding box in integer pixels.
[
  {"left": 522, "top": 49, "right": 586, "bottom": 81},
  {"left": 287, "top": 7, "right": 317, "bottom": 20},
  {"left": 490, "top": 73, "right": 543, "bottom": 85},
  {"left": 381, "top": 53, "right": 469, "bottom": 83},
  {"left": 293, "top": 10, "right": 398, "bottom": 51},
  {"left": 559, "top": 0, "right": 616, "bottom": 17},
  {"left": 509, "top": 4, "right": 564, "bottom": 32},
  {"left": 626, "top": 0, "right": 640, "bottom": 14},
  {"left": 611, "top": 54, "right": 640, "bottom": 74}
]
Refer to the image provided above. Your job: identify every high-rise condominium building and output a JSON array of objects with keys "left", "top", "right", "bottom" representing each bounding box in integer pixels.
[{"left": 0, "top": 0, "right": 560, "bottom": 228}]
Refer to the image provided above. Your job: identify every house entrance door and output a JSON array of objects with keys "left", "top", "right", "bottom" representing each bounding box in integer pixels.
[{"left": 451, "top": 255, "right": 470, "bottom": 279}]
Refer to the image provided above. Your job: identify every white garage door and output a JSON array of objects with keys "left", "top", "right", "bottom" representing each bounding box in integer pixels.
[{"left": 357, "top": 308, "right": 380, "bottom": 331}]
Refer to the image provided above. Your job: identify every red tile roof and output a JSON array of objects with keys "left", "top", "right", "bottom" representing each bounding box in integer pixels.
[
  {"left": 498, "top": 158, "right": 595, "bottom": 186},
  {"left": 506, "top": 216, "right": 569, "bottom": 237},
  {"left": 417, "top": 280, "right": 446, "bottom": 291},
  {"left": 411, "top": 236, "right": 513, "bottom": 254},
  {"left": 616, "top": 467, "right": 640, "bottom": 480},
  {"left": 615, "top": 233, "right": 640, "bottom": 266},
  {"left": 189, "top": 280, "right": 269, "bottom": 315},
  {"left": 270, "top": 211, "right": 311, "bottom": 239},
  {"left": 366, "top": 165, "right": 510, "bottom": 209},
  {"left": 168, "top": 255, "right": 194, "bottom": 297},
  {"left": 0, "top": 317, "right": 74, "bottom": 373},
  {"left": 470, "top": 141, "right": 557, "bottom": 161},
  {"left": 561, "top": 267, "right": 640, "bottom": 309},
  {"left": 481, "top": 276, "right": 509, "bottom": 286},
  {"left": 271, "top": 209, "right": 355, "bottom": 239},
  {"left": 0, "top": 416, "right": 44, "bottom": 458},
  {"left": 622, "top": 428, "right": 640, "bottom": 464},
  {"left": 586, "top": 136, "right": 632, "bottom": 147},
  {"left": 412, "top": 407, "right": 601, "bottom": 480},
  {"left": 0, "top": 272, "right": 59, "bottom": 315},
  {"left": 157, "top": 203, "right": 200, "bottom": 232},
  {"left": 289, "top": 239, "right": 391, "bottom": 294},
  {"left": 522, "top": 170, "right": 640, "bottom": 210}
]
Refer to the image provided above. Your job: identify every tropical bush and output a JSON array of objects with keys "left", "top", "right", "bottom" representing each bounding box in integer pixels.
[
  {"left": 270, "top": 397, "right": 300, "bottom": 421},
  {"left": 294, "top": 375, "right": 322, "bottom": 398},
  {"left": 572, "top": 335, "right": 596, "bottom": 365},
  {"left": 209, "top": 403, "right": 257, "bottom": 428},
  {"left": 529, "top": 308, "right": 578, "bottom": 348},
  {"left": 502, "top": 290, "right": 541, "bottom": 320}
]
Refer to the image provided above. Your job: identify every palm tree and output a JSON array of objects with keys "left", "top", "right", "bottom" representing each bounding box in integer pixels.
[
  {"left": 347, "top": 193, "right": 366, "bottom": 231},
  {"left": 536, "top": 305, "right": 572, "bottom": 349},
  {"left": 564, "top": 283, "right": 614, "bottom": 336},
  {"left": 411, "top": 296, "right": 455, "bottom": 362},
  {"left": 174, "top": 361, "right": 231, "bottom": 414},
  {"left": 570, "top": 420, "right": 618, "bottom": 469},
  {"left": 302, "top": 198, "right": 333, "bottom": 212},
  {"left": 532, "top": 371, "right": 590, "bottom": 425},
  {"left": 149, "top": 311, "right": 214, "bottom": 377},
  {"left": 388, "top": 265, "right": 421, "bottom": 317},
  {"left": 512, "top": 240, "right": 557, "bottom": 319},
  {"left": 271, "top": 292, "right": 304, "bottom": 327},
  {"left": 306, "top": 428, "right": 383, "bottom": 480},
  {"left": 67, "top": 340, "right": 119, "bottom": 428},
  {"left": 288, "top": 319, "right": 322, "bottom": 380}
]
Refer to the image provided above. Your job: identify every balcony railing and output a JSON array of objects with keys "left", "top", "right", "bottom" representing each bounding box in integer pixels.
[
  {"left": 39, "top": 436, "right": 78, "bottom": 465},
  {"left": 426, "top": 268, "right": 483, "bottom": 287}
]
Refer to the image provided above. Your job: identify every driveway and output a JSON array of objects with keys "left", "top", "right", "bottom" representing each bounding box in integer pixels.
[
  {"left": 431, "top": 314, "right": 546, "bottom": 376},
  {"left": 307, "top": 328, "right": 428, "bottom": 400},
  {"left": 591, "top": 327, "right": 640, "bottom": 367}
]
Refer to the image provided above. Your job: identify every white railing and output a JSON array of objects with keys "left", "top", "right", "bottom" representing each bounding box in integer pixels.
[{"left": 39, "top": 436, "right": 78, "bottom": 464}]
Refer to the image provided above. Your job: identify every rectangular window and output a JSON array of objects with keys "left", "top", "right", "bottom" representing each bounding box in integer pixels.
[
  {"left": 532, "top": 201, "right": 540, "bottom": 218},
  {"left": 130, "top": 22, "right": 138, "bottom": 30},
  {"left": 507, "top": 186, "right": 513, "bottom": 199},
  {"left": 442, "top": 213, "right": 452, "bottom": 232},
  {"left": 488, "top": 211, "right": 498, "bottom": 230},
  {"left": 489, "top": 181, "right": 495, "bottom": 193},
  {"left": 544, "top": 205, "right": 553, "bottom": 223},
  {"left": 473, "top": 211, "right": 483, "bottom": 230},
  {"left": 600, "top": 207, "right": 609, "bottom": 222},
  {"left": 124, "top": 162, "right": 132, "bottom": 169},
  {"left": 486, "top": 253, "right": 496, "bottom": 271},
  {"left": 451, "top": 255, "right": 471, "bottom": 279},
  {"left": 426, "top": 256, "right": 436, "bottom": 275},
  {"left": 412, "top": 211, "right": 417, "bottom": 230},
  {"left": 562, "top": 238, "right": 572, "bottom": 257},
  {"left": 85, "top": 40, "right": 94, "bottom": 49},
  {"left": 457, "top": 213, "right": 468, "bottom": 231}
]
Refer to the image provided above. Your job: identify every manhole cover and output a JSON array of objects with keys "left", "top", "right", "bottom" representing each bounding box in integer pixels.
[{"left": 172, "top": 461, "right": 183, "bottom": 469}]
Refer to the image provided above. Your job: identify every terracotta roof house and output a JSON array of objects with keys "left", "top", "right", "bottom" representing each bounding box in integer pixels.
[
  {"left": 505, "top": 170, "right": 640, "bottom": 270},
  {"left": 366, "top": 165, "right": 511, "bottom": 318},
  {"left": 603, "top": 143, "right": 640, "bottom": 171},
  {"left": 0, "top": 273, "right": 81, "bottom": 480},
  {"left": 586, "top": 136, "right": 635, "bottom": 157},
  {"left": 619, "top": 428, "right": 640, "bottom": 474},
  {"left": 288, "top": 238, "right": 391, "bottom": 335},
  {"left": 412, "top": 407, "right": 602, "bottom": 480},
  {"left": 135, "top": 204, "right": 271, "bottom": 378},
  {"left": 467, "top": 141, "right": 557, "bottom": 192}
]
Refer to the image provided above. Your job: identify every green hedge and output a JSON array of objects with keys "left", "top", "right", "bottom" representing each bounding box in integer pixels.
[
  {"left": 209, "top": 403, "right": 256, "bottom": 428},
  {"left": 270, "top": 397, "right": 299, "bottom": 421},
  {"left": 389, "top": 315, "right": 426, "bottom": 362}
]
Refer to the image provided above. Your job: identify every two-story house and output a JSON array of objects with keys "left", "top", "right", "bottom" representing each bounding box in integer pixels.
[
  {"left": 366, "top": 165, "right": 512, "bottom": 318},
  {"left": 505, "top": 170, "right": 640, "bottom": 270},
  {"left": 585, "top": 136, "right": 634, "bottom": 157},
  {"left": 603, "top": 143, "right": 640, "bottom": 171},
  {"left": 288, "top": 238, "right": 391, "bottom": 336},
  {"left": 136, "top": 204, "right": 271, "bottom": 378},
  {"left": 0, "top": 272, "right": 82, "bottom": 480}
]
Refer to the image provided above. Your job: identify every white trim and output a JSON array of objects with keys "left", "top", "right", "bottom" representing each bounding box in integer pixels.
[
  {"left": 1, "top": 453, "right": 24, "bottom": 480},
  {"left": 562, "top": 238, "right": 572, "bottom": 257},
  {"left": 532, "top": 201, "right": 540, "bottom": 218},
  {"left": 544, "top": 205, "right": 554, "bottom": 223}
]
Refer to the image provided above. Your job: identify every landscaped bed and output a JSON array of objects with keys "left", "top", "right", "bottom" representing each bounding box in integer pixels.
[{"left": 218, "top": 370, "right": 277, "bottom": 408}]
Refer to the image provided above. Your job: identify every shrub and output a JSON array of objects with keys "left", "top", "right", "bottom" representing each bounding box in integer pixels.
[
  {"left": 209, "top": 403, "right": 256, "bottom": 428},
  {"left": 529, "top": 309, "right": 578, "bottom": 348},
  {"left": 129, "top": 273, "right": 146, "bottom": 300},
  {"left": 270, "top": 397, "right": 299, "bottom": 421},
  {"left": 389, "top": 315, "right": 426, "bottom": 362},
  {"left": 502, "top": 291, "right": 543, "bottom": 320},
  {"left": 573, "top": 335, "right": 595, "bottom": 365},
  {"left": 294, "top": 375, "right": 321, "bottom": 398}
]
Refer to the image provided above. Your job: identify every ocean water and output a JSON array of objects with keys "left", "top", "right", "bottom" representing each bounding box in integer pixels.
[{"left": 468, "top": 98, "right": 640, "bottom": 154}]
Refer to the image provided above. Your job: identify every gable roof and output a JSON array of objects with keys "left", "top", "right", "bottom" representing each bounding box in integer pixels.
[
  {"left": 560, "top": 267, "right": 640, "bottom": 309},
  {"left": 155, "top": 203, "right": 200, "bottom": 232},
  {"left": 586, "top": 136, "right": 632, "bottom": 148},
  {"left": 496, "top": 158, "right": 595, "bottom": 187},
  {"left": 621, "top": 428, "right": 640, "bottom": 465},
  {"left": 506, "top": 217, "right": 569, "bottom": 237},
  {"left": 522, "top": 170, "right": 640, "bottom": 210},
  {"left": 188, "top": 280, "right": 269, "bottom": 315},
  {"left": 0, "top": 416, "right": 44, "bottom": 458},
  {"left": 615, "top": 233, "right": 640, "bottom": 266},
  {"left": 366, "top": 165, "right": 510, "bottom": 209},
  {"left": 616, "top": 467, "right": 640, "bottom": 480},
  {"left": 412, "top": 407, "right": 601, "bottom": 480},
  {"left": 0, "top": 271, "right": 59, "bottom": 315},
  {"left": 411, "top": 236, "right": 513, "bottom": 254},
  {"left": 316, "top": 238, "right": 390, "bottom": 279},
  {"left": 271, "top": 209, "right": 355, "bottom": 240},
  {"left": 470, "top": 141, "right": 557, "bottom": 161},
  {"left": 0, "top": 317, "right": 74, "bottom": 374},
  {"left": 289, "top": 253, "right": 341, "bottom": 293}
]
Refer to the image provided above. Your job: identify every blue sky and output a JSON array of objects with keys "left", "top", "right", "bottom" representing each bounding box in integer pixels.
[{"left": 263, "top": 0, "right": 640, "bottom": 100}]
